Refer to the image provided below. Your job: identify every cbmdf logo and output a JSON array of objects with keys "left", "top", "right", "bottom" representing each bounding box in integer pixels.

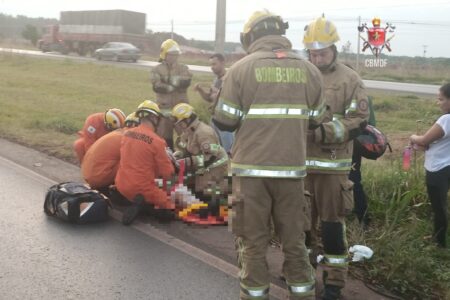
[{"left": 358, "top": 17, "right": 395, "bottom": 67}]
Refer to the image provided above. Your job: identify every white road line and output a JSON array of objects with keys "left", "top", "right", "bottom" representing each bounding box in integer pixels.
[{"left": 0, "top": 155, "right": 289, "bottom": 300}]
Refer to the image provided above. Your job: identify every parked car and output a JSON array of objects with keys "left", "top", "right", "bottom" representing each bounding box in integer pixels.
[{"left": 95, "top": 42, "right": 141, "bottom": 62}]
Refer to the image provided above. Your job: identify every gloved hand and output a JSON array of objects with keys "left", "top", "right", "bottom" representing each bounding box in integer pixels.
[
  {"left": 169, "top": 76, "right": 180, "bottom": 87},
  {"left": 165, "top": 147, "right": 174, "bottom": 157},
  {"left": 313, "top": 124, "right": 324, "bottom": 143},
  {"left": 153, "top": 83, "right": 175, "bottom": 94},
  {"left": 173, "top": 150, "right": 184, "bottom": 159},
  {"left": 165, "top": 147, "right": 180, "bottom": 172},
  {"left": 166, "top": 84, "right": 176, "bottom": 93},
  {"left": 178, "top": 78, "right": 192, "bottom": 89}
]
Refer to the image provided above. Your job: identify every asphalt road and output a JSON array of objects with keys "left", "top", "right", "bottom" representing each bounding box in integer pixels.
[
  {"left": 0, "top": 47, "right": 440, "bottom": 95},
  {"left": 0, "top": 138, "right": 393, "bottom": 300},
  {"left": 0, "top": 156, "right": 239, "bottom": 300}
]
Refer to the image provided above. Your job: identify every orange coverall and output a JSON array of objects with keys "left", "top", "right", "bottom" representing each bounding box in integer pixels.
[
  {"left": 115, "top": 124, "right": 175, "bottom": 209},
  {"left": 73, "top": 112, "right": 109, "bottom": 163},
  {"left": 81, "top": 129, "right": 124, "bottom": 190}
]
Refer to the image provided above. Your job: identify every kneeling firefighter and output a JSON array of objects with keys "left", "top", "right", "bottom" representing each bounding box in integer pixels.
[
  {"left": 81, "top": 113, "right": 141, "bottom": 192},
  {"left": 115, "top": 100, "right": 176, "bottom": 225},
  {"left": 73, "top": 108, "right": 126, "bottom": 163},
  {"left": 171, "top": 103, "right": 229, "bottom": 212}
]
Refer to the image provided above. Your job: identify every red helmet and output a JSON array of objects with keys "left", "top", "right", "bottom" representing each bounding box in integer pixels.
[{"left": 354, "top": 125, "right": 391, "bottom": 160}]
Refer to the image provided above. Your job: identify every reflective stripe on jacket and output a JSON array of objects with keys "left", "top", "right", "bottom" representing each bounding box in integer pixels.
[
  {"left": 213, "top": 35, "right": 325, "bottom": 178},
  {"left": 307, "top": 62, "right": 369, "bottom": 174},
  {"left": 177, "top": 119, "right": 229, "bottom": 192}
]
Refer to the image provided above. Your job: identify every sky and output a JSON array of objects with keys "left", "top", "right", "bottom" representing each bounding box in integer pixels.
[{"left": 1, "top": 0, "right": 450, "bottom": 57}]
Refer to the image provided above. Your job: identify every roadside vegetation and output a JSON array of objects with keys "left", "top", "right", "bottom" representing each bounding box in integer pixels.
[
  {"left": 346, "top": 91, "right": 450, "bottom": 299},
  {"left": 343, "top": 55, "right": 450, "bottom": 86},
  {"left": 0, "top": 53, "right": 449, "bottom": 299}
]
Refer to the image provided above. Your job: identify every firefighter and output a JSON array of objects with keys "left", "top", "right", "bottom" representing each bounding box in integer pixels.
[
  {"left": 150, "top": 39, "right": 193, "bottom": 149},
  {"left": 73, "top": 108, "right": 126, "bottom": 163},
  {"left": 81, "top": 113, "right": 140, "bottom": 191},
  {"left": 212, "top": 10, "right": 325, "bottom": 300},
  {"left": 303, "top": 17, "right": 369, "bottom": 300},
  {"left": 171, "top": 103, "right": 229, "bottom": 202},
  {"left": 123, "top": 112, "right": 141, "bottom": 128},
  {"left": 115, "top": 100, "right": 176, "bottom": 225}
]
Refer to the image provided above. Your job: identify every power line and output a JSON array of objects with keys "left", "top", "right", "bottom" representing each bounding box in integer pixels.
[{"left": 147, "top": 18, "right": 450, "bottom": 28}]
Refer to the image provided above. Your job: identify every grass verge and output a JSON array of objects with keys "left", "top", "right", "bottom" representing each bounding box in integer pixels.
[{"left": 0, "top": 52, "right": 213, "bottom": 163}]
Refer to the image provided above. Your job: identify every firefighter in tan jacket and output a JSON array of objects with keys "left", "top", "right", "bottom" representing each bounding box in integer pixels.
[
  {"left": 171, "top": 103, "right": 229, "bottom": 199},
  {"left": 213, "top": 10, "right": 326, "bottom": 300},
  {"left": 151, "top": 39, "right": 193, "bottom": 149},
  {"left": 303, "top": 17, "right": 370, "bottom": 300}
]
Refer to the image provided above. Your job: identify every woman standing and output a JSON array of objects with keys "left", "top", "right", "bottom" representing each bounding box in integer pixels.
[{"left": 410, "top": 83, "right": 450, "bottom": 248}]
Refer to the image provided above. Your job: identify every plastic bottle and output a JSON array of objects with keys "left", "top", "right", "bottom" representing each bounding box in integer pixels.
[{"left": 402, "top": 146, "right": 411, "bottom": 170}]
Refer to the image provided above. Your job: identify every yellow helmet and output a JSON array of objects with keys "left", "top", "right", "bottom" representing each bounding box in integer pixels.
[
  {"left": 372, "top": 17, "right": 381, "bottom": 27},
  {"left": 104, "top": 108, "right": 126, "bottom": 130},
  {"left": 172, "top": 103, "right": 195, "bottom": 123},
  {"left": 124, "top": 113, "right": 140, "bottom": 128},
  {"left": 240, "top": 10, "right": 288, "bottom": 50},
  {"left": 135, "top": 100, "right": 161, "bottom": 119},
  {"left": 159, "top": 39, "right": 181, "bottom": 61},
  {"left": 303, "top": 17, "right": 340, "bottom": 50}
]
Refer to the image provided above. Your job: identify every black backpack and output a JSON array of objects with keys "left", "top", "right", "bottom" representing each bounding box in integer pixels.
[{"left": 44, "top": 182, "right": 111, "bottom": 224}]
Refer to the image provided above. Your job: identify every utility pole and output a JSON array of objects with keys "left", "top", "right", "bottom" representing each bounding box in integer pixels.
[
  {"left": 356, "top": 16, "right": 361, "bottom": 72},
  {"left": 171, "top": 19, "right": 174, "bottom": 39},
  {"left": 423, "top": 45, "right": 427, "bottom": 57},
  {"left": 215, "top": 0, "right": 226, "bottom": 54}
]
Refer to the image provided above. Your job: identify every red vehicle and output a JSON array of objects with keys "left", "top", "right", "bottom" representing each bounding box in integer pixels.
[{"left": 38, "top": 10, "right": 149, "bottom": 56}]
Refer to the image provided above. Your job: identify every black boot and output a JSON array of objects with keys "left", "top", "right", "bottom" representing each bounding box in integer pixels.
[
  {"left": 109, "top": 186, "right": 131, "bottom": 206},
  {"left": 122, "top": 194, "right": 145, "bottom": 225},
  {"left": 323, "top": 284, "right": 342, "bottom": 300}
]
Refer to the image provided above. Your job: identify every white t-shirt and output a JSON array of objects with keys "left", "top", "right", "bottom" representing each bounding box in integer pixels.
[{"left": 425, "top": 114, "right": 450, "bottom": 172}]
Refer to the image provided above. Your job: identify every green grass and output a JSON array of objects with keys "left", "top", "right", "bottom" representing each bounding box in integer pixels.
[
  {"left": 0, "top": 53, "right": 214, "bottom": 162},
  {"left": 347, "top": 160, "right": 450, "bottom": 299},
  {"left": 340, "top": 55, "right": 450, "bottom": 85},
  {"left": 0, "top": 53, "right": 449, "bottom": 299},
  {"left": 370, "top": 91, "right": 439, "bottom": 133}
]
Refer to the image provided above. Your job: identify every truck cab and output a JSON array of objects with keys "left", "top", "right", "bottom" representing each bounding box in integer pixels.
[{"left": 38, "top": 25, "right": 67, "bottom": 54}]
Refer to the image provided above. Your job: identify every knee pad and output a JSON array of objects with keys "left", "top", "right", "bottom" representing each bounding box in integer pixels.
[{"left": 321, "top": 221, "right": 346, "bottom": 254}]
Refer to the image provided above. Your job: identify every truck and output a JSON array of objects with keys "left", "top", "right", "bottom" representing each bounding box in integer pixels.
[{"left": 38, "top": 10, "right": 149, "bottom": 56}]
